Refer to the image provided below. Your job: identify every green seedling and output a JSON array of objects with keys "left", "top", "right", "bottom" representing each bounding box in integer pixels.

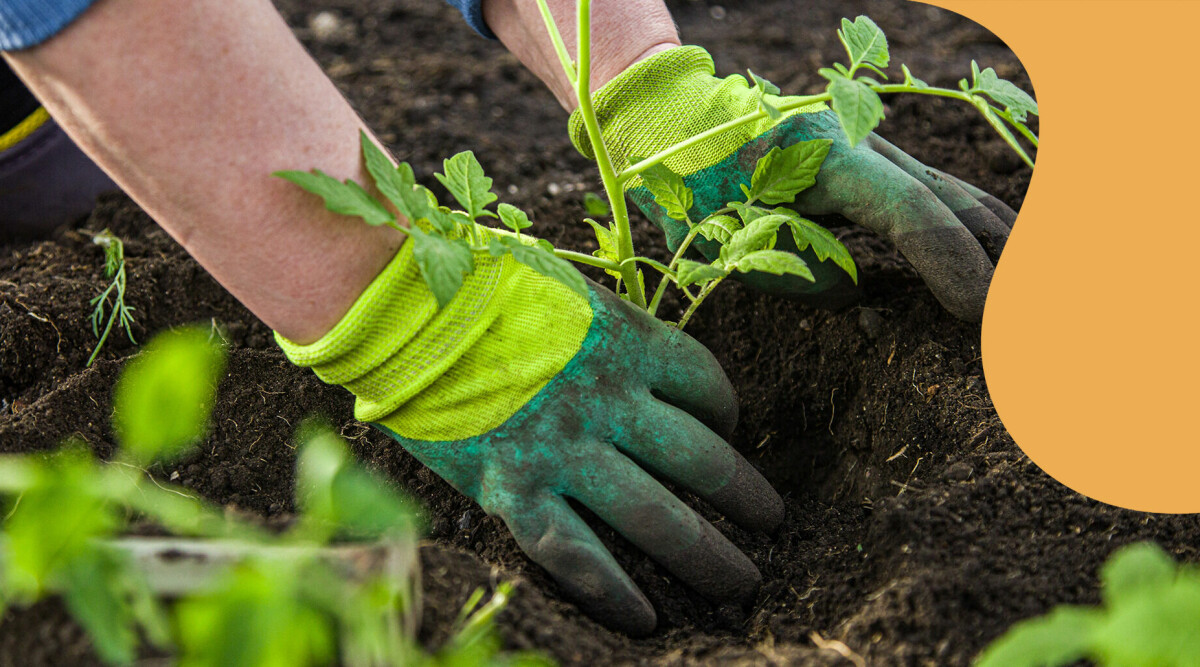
[
  {"left": 0, "top": 328, "right": 549, "bottom": 667},
  {"left": 278, "top": 11, "right": 1033, "bottom": 331},
  {"left": 276, "top": 135, "right": 586, "bottom": 309},
  {"left": 977, "top": 542, "right": 1200, "bottom": 666},
  {"left": 87, "top": 229, "right": 137, "bottom": 366}
]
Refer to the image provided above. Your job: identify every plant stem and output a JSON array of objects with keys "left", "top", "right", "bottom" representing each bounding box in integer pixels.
[
  {"left": 676, "top": 277, "right": 724, "bottom": 331},
  {"left": 534, "top": 0, "right": 576, "bottom": 84},
  {"left": 647, "top": 223, "right": 706, "bottom": 316},
  {"left": 553, "top": 248, "right": 621, "bottom": 272},
  {"left": 573, "top": 0, "right": 646, "bottom": 307}
]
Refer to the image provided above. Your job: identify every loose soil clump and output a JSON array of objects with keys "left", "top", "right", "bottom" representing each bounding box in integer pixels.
[{"left": 3, "top": 1, "right": 1196, "bottom": 665}]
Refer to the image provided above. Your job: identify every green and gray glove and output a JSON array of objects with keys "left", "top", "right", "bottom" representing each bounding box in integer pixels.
[
  {"left": 278, "top": 230, "right": 783, "bottom": 636},
  {"left": 570, "top": 46, "right": 1017, "bottom": 321}
]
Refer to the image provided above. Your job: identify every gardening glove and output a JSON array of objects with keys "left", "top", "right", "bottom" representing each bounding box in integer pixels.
[
  {"left": 570, "top": 46, "right": 1018, "bottom": 322},
  {"left": 277, "top": 228, "right": 784, "bottom": 636}
]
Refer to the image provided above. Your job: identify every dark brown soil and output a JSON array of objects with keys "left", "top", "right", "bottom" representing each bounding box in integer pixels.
[{"left": 2, "top": 1, "right": 1195, "bottom": 665}]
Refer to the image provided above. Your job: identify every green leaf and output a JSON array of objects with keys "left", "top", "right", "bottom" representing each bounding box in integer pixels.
[
  {"left": 971, "top": 61, "right": 1038, "bottom": 122},
  {"left": 434, "top": 151, "right": 499, "bottom": 220},
  {"left": 3, "top": 447, "right": 116, "bottom": 598},
  {"left": 497, "top": 203, "right": 533, "bottom": 233},
  {"left": 675, "top": 260, "right": 729, "bottom": 288},
  {"left": 584, "top": 218, "right": 621, "bottom": 280},
  {"left": 696, "top": 215, "right": 743, "bottom": 245},
  {"left": 828, "top": 76, "right": 885, "bottom": 147},
  {"left": 638, "top": 161, "right": 694, "bottom": 222},
  {"left": 583, "top": 192, "right": 611, "bottom": 217},
  {"left": 728, "top": 202, "right": 770, "bottom": 224},
  {"left": 494, "top": 236, "right": 588, "bottom": 299},
  {"left": 746, "top": 140, "right": 832, "bottom": 205},
  {"left": 732, "top": 250, "right": 814, "bottom": 281},
  {"left": 274, "top": 169, "right": 394, "bottom": 226},
  {"left": 1101, "top": 543, "right": 1177, "bottom": 608},
  {"left": 114, "top": 327, "right": 226, "bottom": 465},
  {"left": 775, "top": 209, "right": 858, "bottom": 284},
  {"left": 408, "top": 227, "right": 475, "bottom": 308},
  {"left": 719, "top": 214, "right": 789, "bottom": 266},
  {"left": 174, "top": 561, "right": 338, "bottom": 667},
  {"left": 296, "top": 424, "right": 416, "bottom": 539},
  {"left": 748, "top": 69, "right": 783, "bottom": 121},
  {"left": 975, "top": 606, "right": 1101, "bottom": 667},
  {"left": 838, "top": 15, "right": 890, "bottom": 72},
  {"left": 901, "top": 64, "right": 928, "bottom": 89},
  {"left": 58, "top": 548, "right": 141, "bottom": 665},
  {"left": 1094, "top": 574, "right": 1200, "bottom": 666}
]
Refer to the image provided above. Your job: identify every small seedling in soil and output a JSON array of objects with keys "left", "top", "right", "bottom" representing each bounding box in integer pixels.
[
  {"left": 0, "top": 327, "right": 548, "bottom": 666},
  {"left": 278, "top": 11, "right": 1034, "bottom": 331},
  {"left": 977, "top": 542, "right": 1200, "bottom": 666},
  {"left": 86, "top": 229, "right": 137, "bottom": 366}
]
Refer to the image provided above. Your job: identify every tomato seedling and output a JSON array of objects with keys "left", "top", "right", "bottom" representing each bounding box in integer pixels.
[{"left": 279, "top": 11, "right": 1034, "bottom": 330}]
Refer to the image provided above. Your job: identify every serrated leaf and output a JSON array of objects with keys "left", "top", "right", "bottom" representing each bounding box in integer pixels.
[
  {"left": 732, "top": 249, "right": 815, "bottom": 281},
  {"left": 775, "top": 209, "right": 858, "bottom": 284},
  {"left": 971, "top": 63, "right": 1038, "bottom": 122},
  {"left": 358, "top": 130, "right": 416, "bottom": 216},
  {"left": 747, "top": 69, "right": 781, "bottom": 96},
  {"left": 696, "top": 215, "right": 743, "bottom": 245},
  {"left": 274, "top": 169, "right": 394, "bottom": 226},
  {"left": 719, "top": 214, "right": 789, "bottom": 266},
  {"left": 747, "top": 140, "right": 832, "bottom": 205},
  {"left": 638, "top": 161, "right": 694, "bottom": 222},
  {"left": 496, "top": 237, "right": 588, "bottom": 299},
  {"left": 583, "top": 192, "right": 611, "bottom": 217},
  {"left": 839, "top": 15, "right": 890, "bottom": 72},
  {"left": 728, "top": 202, "right": 770, "bottom": 224},
  {"left": 748, "top": 70, "right": 783, "bottom": 121},
  {"left": 676, "top": 259, "right": 729, "bottom": 288},
  {"left": 114, "top": 327, "right": 226, "bottom": 464},
  {"left": 409, "top": 227, "right": 475, "bottom": 308},
  {"left": 497, "top": 203, "right": 533, "bottom": 233},
  {"left": 584, "top": 218, "right": 621, "bottom": 280},
  {"left": 1101, "top": 543, "right": 1177, "bottom": 608},
  {"left": 818, "top": 67, "right": 847, "bottom": 84},
  {"left": 975, "top": 607, "right": 1100, "bottom": 667},
  {"left": 828, "top": 76, "right": 885, "bottom": 147},
  {"left": 434, "top": 151, "right": 498, "bottom": 220},
  {"left": 901, "top": 64, "right": 928, "bottom": 89}
]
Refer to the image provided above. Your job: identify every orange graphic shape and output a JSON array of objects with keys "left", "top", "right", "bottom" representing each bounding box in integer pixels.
[{"left": 923, "top": 0, "right": 1199, "bottom": 512}]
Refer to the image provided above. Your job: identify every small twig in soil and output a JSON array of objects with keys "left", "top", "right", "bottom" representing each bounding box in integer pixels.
[{"left": 809, "top": 631, "right": 867, "bottom": 667}]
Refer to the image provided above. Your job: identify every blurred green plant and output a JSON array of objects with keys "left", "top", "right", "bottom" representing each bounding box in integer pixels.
[
  {"left": 977, "top": 542, "right": 1200, "bottom": 667},
  {"left": 0, "top": 327, "right": 552, "bottom": 666}
]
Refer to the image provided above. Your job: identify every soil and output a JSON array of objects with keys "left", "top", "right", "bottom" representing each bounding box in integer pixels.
[{"left": 2, "top": 1, "right": 1195, "bottom": 665}]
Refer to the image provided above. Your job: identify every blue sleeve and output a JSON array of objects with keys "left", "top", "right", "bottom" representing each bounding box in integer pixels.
[
  {"left": 0, "top": 0, "right": 99, "bottom": 50},
  {"left": 442, "top": 0, "right": 496, "bottom": 39}
]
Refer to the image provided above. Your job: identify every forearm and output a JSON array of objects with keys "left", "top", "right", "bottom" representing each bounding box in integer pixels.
[
  {"left": 483, "top": 0, "right": 680, "bottom": 111},
  {"left": 3, "top": 0, "right": 403, "bottom": 344}
]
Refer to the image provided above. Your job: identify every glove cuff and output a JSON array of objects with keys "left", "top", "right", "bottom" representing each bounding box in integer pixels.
[
  {"left": 276, "top": 234, "right": 510, "bottom": 424},
  {"left": 277, "top": 230, "right": 593, "bottom": 440}
]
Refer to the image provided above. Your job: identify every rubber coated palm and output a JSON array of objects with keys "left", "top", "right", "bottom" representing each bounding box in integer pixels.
[{"left": 375, "top": 284, "right": 783, "bottom": 636}]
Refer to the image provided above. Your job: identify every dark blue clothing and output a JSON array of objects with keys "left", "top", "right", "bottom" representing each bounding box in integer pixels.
[{"left": 0, "top": 1, "right": 492, "bottom": 51}]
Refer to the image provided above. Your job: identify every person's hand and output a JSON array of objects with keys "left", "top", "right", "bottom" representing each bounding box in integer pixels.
[
  {"left": 569, "top": 46, "right": 1018, "bottom": 321},
  {"left": 278, "top": 229, "right": 783, "bottom": 636}
]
